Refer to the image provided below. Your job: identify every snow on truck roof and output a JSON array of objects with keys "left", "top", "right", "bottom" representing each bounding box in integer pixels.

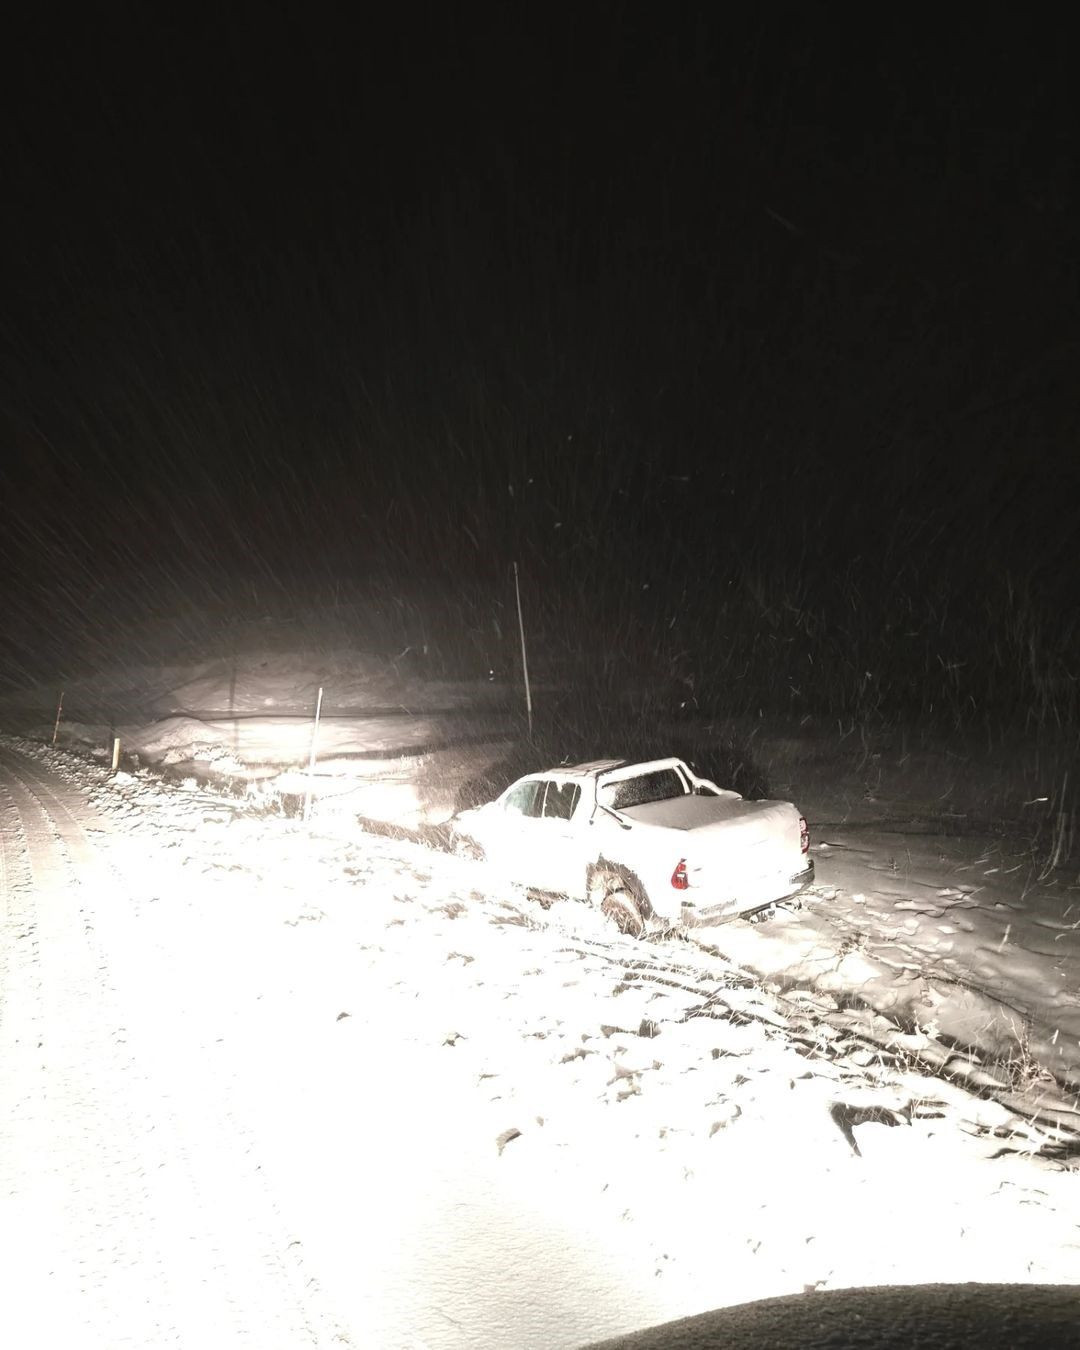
[
  {"left": 546, "top": 757, "right": 686, "bottom": 779},
  {"left": 557, "top": 758, "right": 626, "bottom": 776}
]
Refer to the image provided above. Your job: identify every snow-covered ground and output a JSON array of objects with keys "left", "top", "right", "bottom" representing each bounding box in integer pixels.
[{"left": 2, "top": 650, "right": 1079, "bottom": 1347}]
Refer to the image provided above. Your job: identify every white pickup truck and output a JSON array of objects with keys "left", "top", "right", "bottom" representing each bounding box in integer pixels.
[{"left": 450, "top": 757, "right": 814, "bottom": 934}]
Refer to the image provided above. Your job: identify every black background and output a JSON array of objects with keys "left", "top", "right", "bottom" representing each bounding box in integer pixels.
[{"left": 3, "top": 5, "right": 1077, "bottom": 697}]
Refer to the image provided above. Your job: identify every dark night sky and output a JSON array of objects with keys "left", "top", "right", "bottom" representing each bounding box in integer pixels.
[{"left": 2, "top": 5, "right": 1077, "bottom": 683}]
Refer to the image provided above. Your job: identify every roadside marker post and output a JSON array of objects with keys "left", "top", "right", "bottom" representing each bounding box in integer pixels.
[
  {"left": 52, "top": 690, "right": 64, "bottom": 746},
  {"left": 303, "top": 685, "right": 324, "bottom": 825}
]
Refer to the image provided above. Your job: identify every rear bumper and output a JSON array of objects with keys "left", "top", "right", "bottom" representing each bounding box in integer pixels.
[
  {"left": 787, "top": 860, "right": 815, "bottom": 891},
  {"left": 681, "top": 859, "right": 815, "bottom": 924}
]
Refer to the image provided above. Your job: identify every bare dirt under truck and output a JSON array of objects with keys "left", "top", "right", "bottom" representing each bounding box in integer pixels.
[{"left": 450, "top": 757, "right": 814, "bottom": 935}]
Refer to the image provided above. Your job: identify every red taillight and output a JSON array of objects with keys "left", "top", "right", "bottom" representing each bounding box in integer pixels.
[
  {"left": 671, "top": 858, "right": 689, "bottom": 890},
  {"left": 799, "top": 816, "right": 810, "bottom": 854}
]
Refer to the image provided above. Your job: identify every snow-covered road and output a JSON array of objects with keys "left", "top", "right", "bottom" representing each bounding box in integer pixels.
[
  {"left": 0, "top": 747, "right": 348, "bottom": 1348},
  {"left": 3, "top": 735, "right": 1080, "bottom": 1348}
]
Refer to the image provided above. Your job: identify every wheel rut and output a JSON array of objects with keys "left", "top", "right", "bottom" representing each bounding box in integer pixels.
[{"left": 0, "top": 748, "right": 350, "bottom": 1348}]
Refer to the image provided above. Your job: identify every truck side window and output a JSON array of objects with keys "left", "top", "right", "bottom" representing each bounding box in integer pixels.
[
  {"left": 503, "top": 781, "right": 542, "bottom": 817},
  {"left": 543, "top": 782, "right": 580, "bottom": 821}
]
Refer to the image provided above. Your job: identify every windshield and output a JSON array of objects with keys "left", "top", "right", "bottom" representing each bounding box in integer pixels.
[{"left": 599, "top": 767, "right": 687, "bottom": 811}]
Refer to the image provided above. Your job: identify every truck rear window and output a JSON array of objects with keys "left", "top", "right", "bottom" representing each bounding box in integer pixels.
[{"left": 600, "top": 768, "right": 687, "bottom": 810}]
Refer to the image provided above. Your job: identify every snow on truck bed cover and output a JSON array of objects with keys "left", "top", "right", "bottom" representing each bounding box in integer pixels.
[{"left": 620, "top": 795, "right": 793, "bottom": 832}]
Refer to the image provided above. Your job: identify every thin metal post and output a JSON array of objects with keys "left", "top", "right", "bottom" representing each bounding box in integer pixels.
[{"left": 513, "top": 562, "right": 533, "bottom": 738}]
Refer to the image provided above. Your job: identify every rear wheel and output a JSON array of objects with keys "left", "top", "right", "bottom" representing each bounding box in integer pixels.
[
  {"left": 602, "top": 889, "right": 646, "bottom": 937},
  {"left": 588, "top": 864, "right": 648, "bottom": 938}
]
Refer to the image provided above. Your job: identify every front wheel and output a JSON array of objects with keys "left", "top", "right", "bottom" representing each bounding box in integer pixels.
[{"left": 450, "top": 831, "right": 485, "bottom": 861}]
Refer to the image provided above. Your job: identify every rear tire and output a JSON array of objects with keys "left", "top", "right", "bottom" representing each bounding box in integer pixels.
[
  {"left": 588, "top": 864, "right": 648, "bottom": 938},
  {"left": 601, "top": 889, "right": 646, "bottom": 937}
]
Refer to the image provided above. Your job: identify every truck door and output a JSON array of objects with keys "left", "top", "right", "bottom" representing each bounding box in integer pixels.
[
  {"left": 535, "top": 780, "right": 584, "bottom": 897},
  {"left": 485, "top": 778, "right": 543, "bottom": 875}
]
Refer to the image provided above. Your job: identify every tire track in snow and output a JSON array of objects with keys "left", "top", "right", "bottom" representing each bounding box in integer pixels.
[
  {"left": 0, "top": 748, "right": 350, "bottom": 1349},
  {"left": 679, "top": 912, "right": 1080, "bottom": 1146},
  {"left": 540, "top": 916, "right": 1080, "bottom": 1151},
  {"left": 0, "top": 750, "right": 173, "bottom": 1346}
]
